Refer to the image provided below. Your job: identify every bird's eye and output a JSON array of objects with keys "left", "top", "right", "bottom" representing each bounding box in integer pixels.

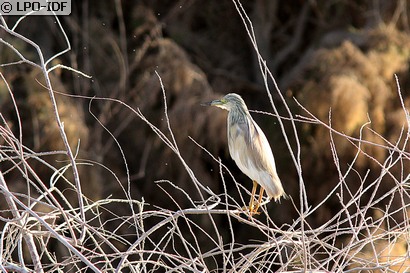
[{"left": 221, "top": 99, "right": 227, "bottom": 104}]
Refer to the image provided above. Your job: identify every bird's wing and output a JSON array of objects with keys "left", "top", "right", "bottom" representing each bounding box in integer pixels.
[
  {"left": 246, "top": 118, "right": 277, "bottom": 174},
  {"left": 229, "top": 117, "right": 284, "bottom": 199},
  {"left": 228, "top": 117, "right": 277, "bottom": 175}
]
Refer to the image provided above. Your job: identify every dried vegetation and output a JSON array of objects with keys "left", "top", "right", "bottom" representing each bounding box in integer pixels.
[{"left": 0, "top": 1, "right": 409, "bottom": 272}]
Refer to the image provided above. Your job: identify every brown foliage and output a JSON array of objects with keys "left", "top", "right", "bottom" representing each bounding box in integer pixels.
[
  {"left": 1, "top": 1, "right": 410, "bottom": 271},
  {"left": 293, "top": 29, "right": 410, "bottom": 215}
]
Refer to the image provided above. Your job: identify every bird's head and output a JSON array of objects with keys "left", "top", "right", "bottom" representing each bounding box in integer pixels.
[{"left": 201, "top": 93, "right": 248, "bottom": 112}]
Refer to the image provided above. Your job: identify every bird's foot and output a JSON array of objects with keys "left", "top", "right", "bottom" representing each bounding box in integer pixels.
[{"left": 241, "top": 205, "right": 261, "bottom": 217}]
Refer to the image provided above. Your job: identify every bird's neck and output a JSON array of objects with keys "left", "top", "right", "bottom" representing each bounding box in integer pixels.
[{"left": 228, "top": 107, "right": 251, "bottom": 124}]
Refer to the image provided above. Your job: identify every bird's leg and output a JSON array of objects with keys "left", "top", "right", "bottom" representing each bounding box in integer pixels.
[
  {"left": 248, "top": 181, "right": 258, "bottom": 215},
  {"left": 254, "top": 187, "right": 265, "bottom": 213}
]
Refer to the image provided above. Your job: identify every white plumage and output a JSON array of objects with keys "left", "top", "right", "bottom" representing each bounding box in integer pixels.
[
  {"left": 203, "top": 93, "right": 287, "bottom": 215},
  {"left": 227, "top": 105, "right": 285, "bottom": 201}
]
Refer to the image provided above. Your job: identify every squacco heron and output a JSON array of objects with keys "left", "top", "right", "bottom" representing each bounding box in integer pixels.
[{"left": 203, "top": 93, "right": 287, "bottom": 216}]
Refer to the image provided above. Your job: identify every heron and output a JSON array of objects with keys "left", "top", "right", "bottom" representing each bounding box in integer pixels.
[{"left": 202, "top": 93, "right": 287, "bottom": 216}]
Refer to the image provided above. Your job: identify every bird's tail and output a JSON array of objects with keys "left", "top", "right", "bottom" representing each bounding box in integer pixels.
[{"left": 263, "top": 174, "right": 287, "bottom": 202}]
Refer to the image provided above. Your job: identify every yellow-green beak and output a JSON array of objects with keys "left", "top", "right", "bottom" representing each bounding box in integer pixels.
[{"left": 201, "top": 99, "right": 222, "bottom": 106}]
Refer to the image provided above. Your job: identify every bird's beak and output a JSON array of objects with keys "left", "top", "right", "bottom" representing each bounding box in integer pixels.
[{"left": 201, "top": 99, "right": 221, "bottom": 107}]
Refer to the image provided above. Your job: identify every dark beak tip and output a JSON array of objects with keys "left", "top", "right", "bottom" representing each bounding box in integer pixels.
[{"left": 200, "top": 102, "right": 212, "bottom": 106}]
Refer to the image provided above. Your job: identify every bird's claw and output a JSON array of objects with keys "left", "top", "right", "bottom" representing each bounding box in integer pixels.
[{"left": 242, "top": 205, "right": 261, "bottom": 217}]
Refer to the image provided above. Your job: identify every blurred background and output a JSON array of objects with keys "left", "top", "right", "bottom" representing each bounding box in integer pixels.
[{"left": 1, "top": 0, "right": 409, "bottom": 271}]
